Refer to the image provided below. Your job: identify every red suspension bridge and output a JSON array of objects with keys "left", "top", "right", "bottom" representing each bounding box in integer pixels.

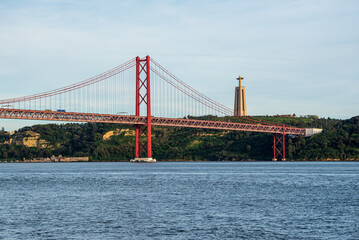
[{"left": 0, "top": 56, "right": 318, "bottom": 162}]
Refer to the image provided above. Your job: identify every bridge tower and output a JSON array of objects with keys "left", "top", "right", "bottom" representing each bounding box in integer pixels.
[{"left": 131, "top": 56, "right": 156, "bottom": 163}]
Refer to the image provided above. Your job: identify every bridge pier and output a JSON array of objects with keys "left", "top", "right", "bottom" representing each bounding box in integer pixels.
[
  {"left": 273, "top": 124, "right": 286, "bottom": 161},
  {"left": 130, "top": 157, "right": 156, "bottom": 163}
]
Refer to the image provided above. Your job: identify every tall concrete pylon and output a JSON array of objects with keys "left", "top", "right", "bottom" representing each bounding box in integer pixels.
[{"left": 234, "top": 74, "right": 247, "bottom": 116}]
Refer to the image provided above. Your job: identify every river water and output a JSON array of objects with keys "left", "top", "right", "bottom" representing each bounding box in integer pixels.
[{"left": 0, "top": 162, "right": 358, "bottom": 239}]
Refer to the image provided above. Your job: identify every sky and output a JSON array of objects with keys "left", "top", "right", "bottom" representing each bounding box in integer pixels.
[{"left": 0, "top": 0, "right": 358, "bottom": 131}]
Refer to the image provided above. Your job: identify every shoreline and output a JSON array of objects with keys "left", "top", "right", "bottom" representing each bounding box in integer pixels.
[{"left": 1, "top": 159, "right": 359, "bottom": 163}]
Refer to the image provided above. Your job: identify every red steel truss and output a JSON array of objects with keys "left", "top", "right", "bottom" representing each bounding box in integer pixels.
[{"left": 0, "top": 108, "right": 306, "bottom": 136}]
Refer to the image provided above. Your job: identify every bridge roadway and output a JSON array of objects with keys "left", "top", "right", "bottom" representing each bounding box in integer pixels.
[{"left": 0, "top": 108, "right": 307, "bottom": 136}]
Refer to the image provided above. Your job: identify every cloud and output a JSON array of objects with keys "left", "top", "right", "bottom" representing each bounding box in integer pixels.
[{"left": 0, "top": 0, "right": 359, "bottom": 130}]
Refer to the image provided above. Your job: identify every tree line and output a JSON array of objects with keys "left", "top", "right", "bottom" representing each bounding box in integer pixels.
[{"left": 0, "top": 116, "right": 358, "bottom": 161}]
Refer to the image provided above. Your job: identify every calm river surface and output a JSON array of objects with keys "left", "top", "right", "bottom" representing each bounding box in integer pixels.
[{"left": 0, "top": 162, "right": 358, "bottom": 239}]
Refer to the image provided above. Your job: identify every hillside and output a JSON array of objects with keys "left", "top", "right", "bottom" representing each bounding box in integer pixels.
[{"left": 0, "top": 116, "right": 358, "bottom": 161}]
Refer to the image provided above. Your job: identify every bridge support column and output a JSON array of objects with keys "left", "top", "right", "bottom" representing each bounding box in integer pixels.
[
  {"left": 273, "top": 124, "right": 286, "bottom": 161},
  {"left": 131, "top": 56, "right": 156, "bottom": 163}
]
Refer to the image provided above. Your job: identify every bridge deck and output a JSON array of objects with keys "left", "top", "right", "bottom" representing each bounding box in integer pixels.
[{"left": 0, "top": 108, "right": 306, "bottom": 136}]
